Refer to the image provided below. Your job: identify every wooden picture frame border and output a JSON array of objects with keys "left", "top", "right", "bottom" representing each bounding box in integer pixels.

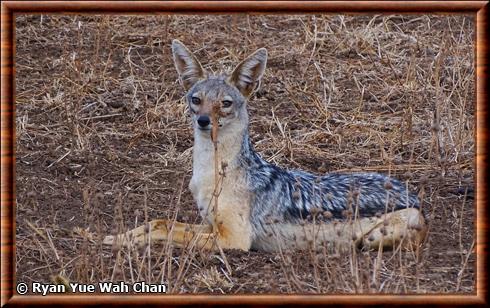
[{"left": 1, "top": 1, "right": 488, "bottom": 306}]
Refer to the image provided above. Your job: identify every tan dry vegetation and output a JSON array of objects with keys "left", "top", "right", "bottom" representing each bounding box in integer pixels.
[{"left": 15, "top": 14, "right": 475, "bottom": 294}]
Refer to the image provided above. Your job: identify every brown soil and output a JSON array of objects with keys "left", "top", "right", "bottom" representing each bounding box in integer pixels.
[{"left": 15, "top": 14, "right": 475, "bottom": 294}]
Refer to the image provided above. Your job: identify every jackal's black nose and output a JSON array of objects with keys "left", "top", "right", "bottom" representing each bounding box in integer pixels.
[{"left": 197, "top": 115, "right": 211, "bottom": 128}]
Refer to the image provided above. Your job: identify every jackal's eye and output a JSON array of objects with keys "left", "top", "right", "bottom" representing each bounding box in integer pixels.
[
  {"left": 191, "top": 97, "right": 201, "bottom": 105},
  {"left": 222, "top": 100, "right": 233, "bottom": 108}
]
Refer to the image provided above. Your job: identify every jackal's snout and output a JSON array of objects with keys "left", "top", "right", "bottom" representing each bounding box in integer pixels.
[{"left": 197, "top": 115, "right": 211, "bottom": 129}]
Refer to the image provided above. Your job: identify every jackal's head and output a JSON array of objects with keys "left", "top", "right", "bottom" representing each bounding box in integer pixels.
[{"left": 171, "top": 40, "right": 267, "bottom": 135}]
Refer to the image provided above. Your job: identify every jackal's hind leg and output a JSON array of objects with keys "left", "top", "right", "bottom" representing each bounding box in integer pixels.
[
  {"left": 361, "top": 208, "right": 427, "bottom": 250},
  {"left": 103, "top": 220, "right": 214, "bottom": 249}
]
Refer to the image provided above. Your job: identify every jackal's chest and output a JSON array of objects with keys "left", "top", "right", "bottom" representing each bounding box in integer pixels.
[
  {"left": 189, "top": 167, "right": 215, "bottom": 218},
  {"left": 189, "top": 166, "right": 250, "bottom": 224}
]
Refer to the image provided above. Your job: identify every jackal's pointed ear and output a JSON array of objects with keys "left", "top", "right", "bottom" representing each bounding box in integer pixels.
[
  {"left": 172, "top": 40, "right": 205, "bottom": 90},
  {"left": 229, "top": 48, "right": 267, "bottom": 97}
]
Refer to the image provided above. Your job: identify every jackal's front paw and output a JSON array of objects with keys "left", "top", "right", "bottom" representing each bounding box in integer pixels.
[
  {"left": 103, "top": 235, "right": 115, "bottom": 246},
  {"left": 102, "top": 232, "right": 144, "bottom": 247},
  {"left": 102, "top": 234, "right": 130, "bottom": 247}
]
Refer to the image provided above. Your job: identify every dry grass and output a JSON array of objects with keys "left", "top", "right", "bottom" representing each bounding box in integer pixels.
[{"left": 15, "top": 14, "right": 475, "bottom": 294}]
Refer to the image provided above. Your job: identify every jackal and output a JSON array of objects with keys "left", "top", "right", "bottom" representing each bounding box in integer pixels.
[{"left": 103, "top": 40, "right": 427, "bottom": 252}]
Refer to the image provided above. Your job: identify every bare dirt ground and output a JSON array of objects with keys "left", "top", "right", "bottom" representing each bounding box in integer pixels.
[{"left": 15, "top": 14, "right": 475, "bottom": 294}]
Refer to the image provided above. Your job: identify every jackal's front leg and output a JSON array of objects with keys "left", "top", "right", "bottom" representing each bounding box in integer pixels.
[
  {"left": 103, "top": 220, "right": 217, "bottom": 250},
  {"left": 103, "top": 219, "right": 251, "bottom": 251}
]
